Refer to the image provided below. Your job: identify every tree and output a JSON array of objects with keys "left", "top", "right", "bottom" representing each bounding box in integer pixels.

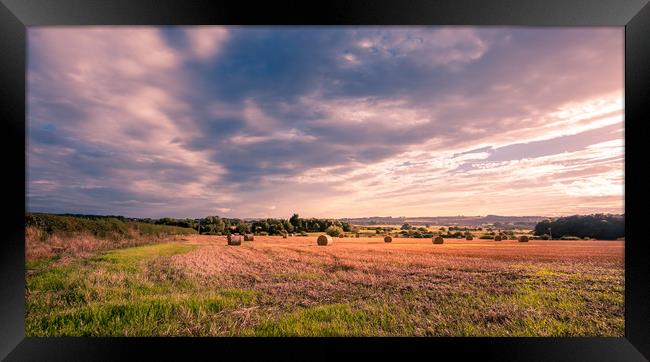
[
  {"left": 325, "top": 225, "right": 344, "bottom": 237},
  {"left": 533, "top": 214, "right": 624, "bottom": 240},
  {"left": 401, "top": 223, "right": 412, "bottom": 230},
  {"left": 282, "top": 219, "right": 294, "bottom": 233},
  {"left": 289, "top": 213, "right": 303, "bottom": 230},
  {"left": 214, "top": 218, "right": 225, "bottom": 234},
  {"left": 236, "top": 223, "right": 248, "bottom": 234}
]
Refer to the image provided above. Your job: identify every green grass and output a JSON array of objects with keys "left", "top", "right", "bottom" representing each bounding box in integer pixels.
[
  {"left": 27, "top": 243, "right": 623, "bottom": 337},
  {"left": 26, "top": 242, "right": 256, "bottom": 336},
  {"left": 91, "top": 242, "right": 196, "bottom": 271},
  {"left": 246, "top": 268, "right": 622, "bottom": 337},
  {"left": 422, "top": 269, "right": 623, "bottom": 337},
  {"left": 249, "top": 303, "right": 408, "bottom": 336}
]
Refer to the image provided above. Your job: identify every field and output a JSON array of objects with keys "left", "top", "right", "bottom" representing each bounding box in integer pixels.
[{"left": 26, "top": 235, "right": 624, "bottom": 336}]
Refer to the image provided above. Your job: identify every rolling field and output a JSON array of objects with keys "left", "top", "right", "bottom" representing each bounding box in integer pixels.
[{"left": 26, "top": 235, "right": 624, "bottom": 336}]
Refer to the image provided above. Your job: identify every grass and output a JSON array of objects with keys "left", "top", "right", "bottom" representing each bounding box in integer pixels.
[
  {"left": 249, "top": 303, "right": 404, "bottom": 336},
  {"left": 26, "top": 236, "right": 624, "bottom": 336},
  {"left": 26, "top": 242, "right": 257, "bottom": 336},
  {"left": 25, "top": 213, "right": 197, "bottom": 260}
]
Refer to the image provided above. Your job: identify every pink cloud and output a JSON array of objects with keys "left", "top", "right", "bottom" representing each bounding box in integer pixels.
[{"left": 184, "top": 26, "right": 229, "bottom": 60}]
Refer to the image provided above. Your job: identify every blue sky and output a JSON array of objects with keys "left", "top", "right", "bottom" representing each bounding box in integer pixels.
[{"left": 27, "top": 26, "right": 624, "bottom": 218}]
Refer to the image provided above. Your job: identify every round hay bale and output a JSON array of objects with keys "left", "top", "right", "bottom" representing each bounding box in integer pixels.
[
  {"left": 317, "top": 234, "right": 333, "bottom": 246},
  {"left": 384, "top": 236, "right": 392, "bottom": 243},
  {"left": 466, "top": 235, "right": 473, "bottom": 240},
  {"left": 244, "top": 234, "right": 254, "bottom": 241},
  {"left": 494, "top": 235, "right": 502, "bottom": 241},
  {"left": 518, "top": 235, "right": 529, "bottom": 243},
  {"left": 227, "top": 234, "right": 242, "bottom": 246},
  {"left": 433, "top": 236, "right": 444, "bottom": 244}
]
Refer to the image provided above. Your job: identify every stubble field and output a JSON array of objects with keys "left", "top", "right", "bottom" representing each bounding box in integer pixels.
[{"left": 26, "top": 235, "right": 624, "bottom": 336}]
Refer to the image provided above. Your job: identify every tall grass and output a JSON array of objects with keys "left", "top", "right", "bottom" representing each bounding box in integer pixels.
[{"left": 26, "top": 213, "right": 197, "bottom": 260}]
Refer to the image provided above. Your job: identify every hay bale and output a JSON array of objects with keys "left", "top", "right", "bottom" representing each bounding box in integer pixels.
[
  {"left": 494, "top": 235, "right": 502, "bottom": 241},
  {"left": 518, "top": 235, "right": 529, "bottom": 243},
  {"left": 244, "top": 234, "right": 254, "bottom": 241},
  {"left": 466, "top": 235, "right": 473, "bottom": 240},
  {"left": 384, "top": 236, "right": 392, "bottom": 243},
  {"left": 227, "top": 234, "right": 242, "bottom": 246},
  {"left": 433, "top": 236, "right": 444, "bottom": 244},
  {"left": 317, "top": 234, "right": 333, "bottom": 246}
]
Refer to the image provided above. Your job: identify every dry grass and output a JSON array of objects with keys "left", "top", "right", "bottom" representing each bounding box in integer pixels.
[
  {"left": 169, "top": 235, "right": 624, "bottom": 335},
  {"left": 25, "top": 226, "right": 177, "bottom": 260},
  {"left": 27, "top": 234, "right": 624, "bottom": 336}
]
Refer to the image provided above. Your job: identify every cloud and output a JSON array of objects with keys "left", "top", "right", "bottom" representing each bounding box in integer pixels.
[
  {"left": 347, "top": 27, "right": 489, "bottom": 68},
  {"left": 184, "top": 26, "right": 229, "bottom": 60},
  {"left": 27, "top": 27, "right": 624, "bottom": 218}
]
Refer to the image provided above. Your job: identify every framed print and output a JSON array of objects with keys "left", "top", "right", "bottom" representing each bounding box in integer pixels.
[{"left": 1, "top": 0, "right": 649, "bottom": 360}]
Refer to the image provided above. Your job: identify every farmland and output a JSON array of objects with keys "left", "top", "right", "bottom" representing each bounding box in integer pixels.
[{"left": 26, "top": 234, "right": 624, "bottom": 337}]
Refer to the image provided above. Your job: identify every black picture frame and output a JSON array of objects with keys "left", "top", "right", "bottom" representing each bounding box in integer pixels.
[{"left": 1, "top": 0, "right": 649, "bottom": 360}]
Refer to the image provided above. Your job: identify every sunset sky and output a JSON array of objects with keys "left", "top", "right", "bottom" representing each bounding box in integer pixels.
[{"left": 27, "top": 26, "right": 624, "bottom": 219}]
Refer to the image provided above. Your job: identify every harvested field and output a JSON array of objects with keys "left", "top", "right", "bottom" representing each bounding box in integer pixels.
[{"left": 26, "top": 235, "right": 624, "bottom": 337}]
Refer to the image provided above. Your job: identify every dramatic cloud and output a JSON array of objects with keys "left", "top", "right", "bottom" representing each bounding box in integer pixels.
[{"left": 27, "top": 26, "right": 624, "bottom": 218}]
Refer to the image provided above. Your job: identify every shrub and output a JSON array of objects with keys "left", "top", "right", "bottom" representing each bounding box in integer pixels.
[
  {"left": 325, "top": 225, "right": 344, "bottom": 237},
  {"left": 25, "top": 213, "right": 195, "bottom": 240},
  {"left": 479, "top": 234, "right": 494, "bottom": 240}
]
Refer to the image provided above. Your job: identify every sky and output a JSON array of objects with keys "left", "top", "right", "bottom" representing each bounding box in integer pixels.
[{"left": 27, "top": 26, "right": 624, "bottom": 219}]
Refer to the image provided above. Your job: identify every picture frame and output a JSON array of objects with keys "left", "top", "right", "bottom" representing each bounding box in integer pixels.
[{"left": 1, "top": 0, "right": 648, "bottom": 360}]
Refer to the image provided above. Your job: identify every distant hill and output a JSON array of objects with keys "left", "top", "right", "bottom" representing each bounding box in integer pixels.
[{"left": 341, "top": 215, "right": 547, "bottom": 228}]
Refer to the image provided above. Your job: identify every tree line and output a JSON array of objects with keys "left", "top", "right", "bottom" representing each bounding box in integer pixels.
[
  {"left": 533, "top": 214, "right": 624, "bottom": 240},
  {"left": 25, "top": 213, "right": 197, "bottom": 239},
  {"left": 44, "top": 213, "right": 354, "bottom": 236}
]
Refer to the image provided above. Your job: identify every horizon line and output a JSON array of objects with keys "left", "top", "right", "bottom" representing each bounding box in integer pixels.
[{"left": 25, "top": 210, "right": 624, "bottom": 221}]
